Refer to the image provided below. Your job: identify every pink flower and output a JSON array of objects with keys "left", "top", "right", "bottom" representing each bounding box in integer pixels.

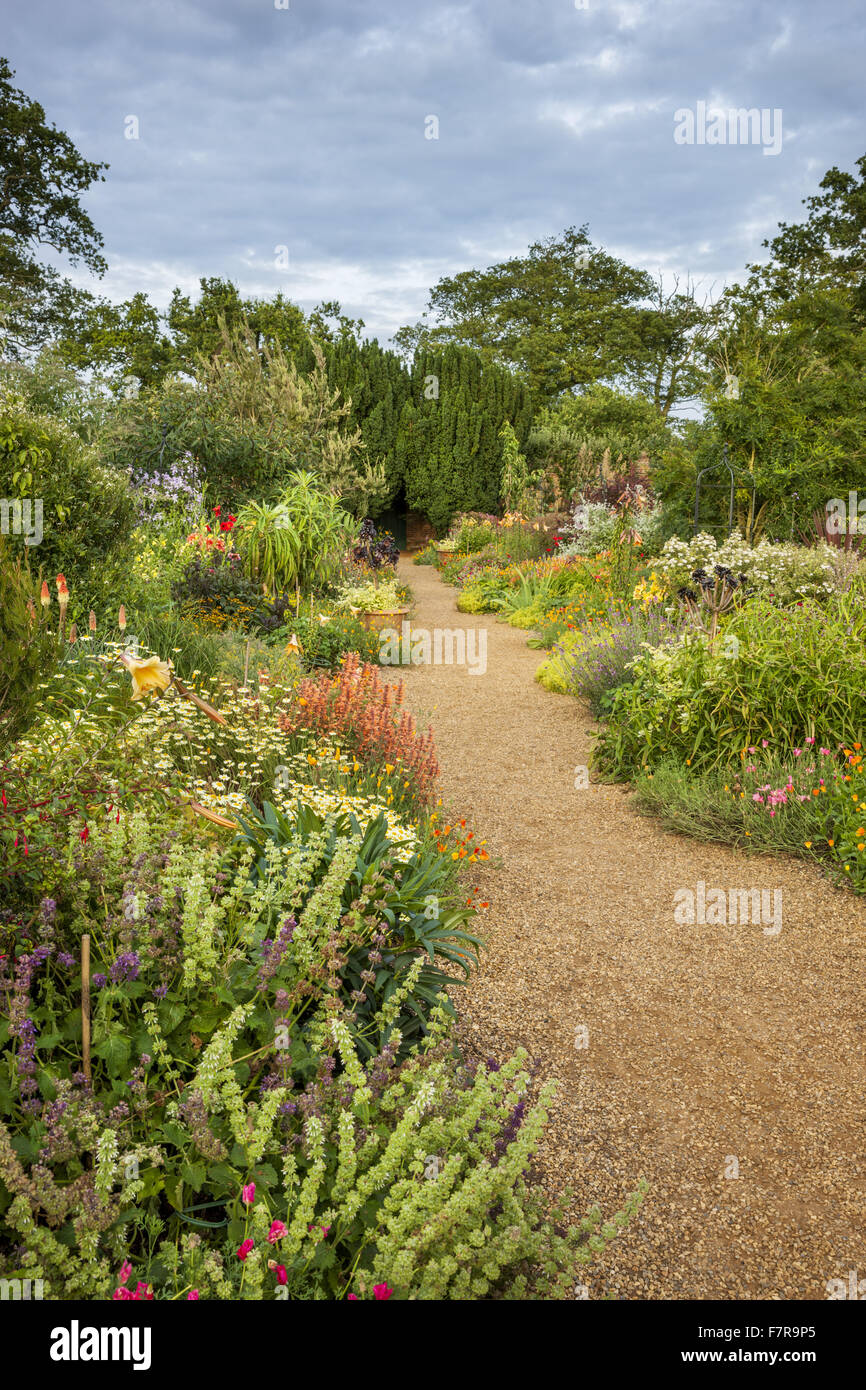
[
  {"left": 188, "top": 1290, "right": 200, "bottom": 1300},
  {"left": 793, "top": 748, "right": 802, "bottom": 756},
  {"left": 752, "top": 793, "right": 764, "bottom": 802},
  {"left": 113, "top": 1287, "right": 133, "bottom": 1300},
  {"left": 118, "top": 1260, "right": 133, "bottom": 1286},
  {"left": 242, "top": 1182, "right": 255, "bottom": 1206},
  {"left": 237, "top": 1239, "right": 255, "bottom": 1261},
  {"left": 348, "top": 1293, "right": 359, "bottom": 1300},
  {"left": 373, "top": 1283, "right": 393, "bottom": 1301},
  {"left": 268, "top": 1261, "right": 288, "bottom": 1285},
  {"left": 806, "top": 736, "right": 815, "bottom": 745},
  {"left": 819, "top": 747, "right": 831, "bottom": 756},
  {"left": 761, "top": 740, "right": 769, "bottom": 748},
  {"left": 267, "top": 1220, "right": 287, "bottom": 1244},
  {"left": 133, "top": 1282, "right": 153, "bottom": 1301}
]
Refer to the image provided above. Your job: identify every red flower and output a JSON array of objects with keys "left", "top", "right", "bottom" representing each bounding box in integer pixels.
[
  {"left": 237, "top": 1239, "right": 254, "bottom": 1261},
  {"left": 213, "top": 505, "right": 221, "bottom": 516},
  {"left": 373, "top": 1283, "right": 393, "bottom": 1300},
  {"left": 79, "top": 826, "right": 90, "bottom": 843}
]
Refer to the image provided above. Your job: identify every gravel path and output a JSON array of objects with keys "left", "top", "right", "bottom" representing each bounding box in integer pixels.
[{"left": 390, "top": 557, "right": 866, "bottom": 1300}]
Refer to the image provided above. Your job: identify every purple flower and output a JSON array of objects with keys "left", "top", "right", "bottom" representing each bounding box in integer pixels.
[
  {"left": 109, "top": 952, "right": 140, "bottom": 983},
  {"left": 92, "top": 973, "right": 108, "bottom": 989},
  {"left": 57, "top": 952, "right": 76, "bottom": 969}
]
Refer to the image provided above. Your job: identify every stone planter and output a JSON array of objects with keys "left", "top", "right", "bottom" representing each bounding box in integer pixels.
[
  {"left": 357, "top": 605, "right": 412, "bottom": 633},
  {"left": 434, "top": 545, "right": 457, "bottom": 564}
]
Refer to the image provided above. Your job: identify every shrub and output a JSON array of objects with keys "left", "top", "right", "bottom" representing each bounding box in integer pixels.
[
  {"left": 633, "top": 741, "right": 866, "bottom": 893},
  {"left": 266, "top": 611, "right": 381, "bottom": 670},
  {"left": 558, "top": 600, "right": 690, "bottom": 717},
  {"left": 236, "top": 472, "right": 357, "bottom": 599},
  {"left": 280, "top": 654, "right": 439, "bottom": 804},
  {"left": 0, "top": 389, "right": 136, "bottom": 607},
  {"left": 171, "top": 546, "right": 265, "bottom": 629},
  {"left": 655, "top": 531, "right": 838, "bottom": 604},
  {"left": 0, "top": 539, "right": 59, "bottom": 751},
  {"left": 594, "top": 593, "right": 866, "bottom": 778}
]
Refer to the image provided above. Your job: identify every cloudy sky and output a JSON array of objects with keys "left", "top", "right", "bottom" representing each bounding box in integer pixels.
[{"left": 6, "top": 0, "right": 866, "bottom": 347}]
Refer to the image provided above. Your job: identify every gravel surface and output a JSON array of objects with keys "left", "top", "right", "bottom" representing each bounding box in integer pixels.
[{"left": 387, "top": 558, "right": 866, "bottom": 1300}]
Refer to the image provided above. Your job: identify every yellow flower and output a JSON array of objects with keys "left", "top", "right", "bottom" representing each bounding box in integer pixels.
[
  {"left": 285, "top": 633, "right": 302, "bottom": 655},
  {"left": 118, "top": 651, "right": 172, "bottom": 701}
]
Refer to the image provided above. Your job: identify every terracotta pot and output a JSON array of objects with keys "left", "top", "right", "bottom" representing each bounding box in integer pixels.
[{"left": 357, "top": 606, "right": 412, "bottom": 632}]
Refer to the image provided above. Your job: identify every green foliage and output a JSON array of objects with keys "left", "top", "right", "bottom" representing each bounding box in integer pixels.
[
  {"left": 396, "top": 344, "right": 532, "bottom": 531},
  {"left": 594, "top": 592, "right": 866, "bottom": 778},
  {"left": 0, "top": 538, "right": 58, "bottom": 750},
  {"left": 0, "top": 58, "right": 107, "bottom": 357},
  {"left": 499, "top": 421, "right": 540, "bottom": 516},
  {"left": 236, "top": 471, "right": 357, "bottom": 597},
  {"left": 398, "top": 226, "right": 655, "bottom": 403},
  {"left": 0, "top": 388, "right": 136, "bottom": 606},
  {"left": 267, "top": 610, "right": 382, "bottom": 669}
]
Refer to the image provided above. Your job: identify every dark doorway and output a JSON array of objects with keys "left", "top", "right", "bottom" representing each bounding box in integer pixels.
[{"left": 375, "top": 487, "right": 408, "bottom": 551}]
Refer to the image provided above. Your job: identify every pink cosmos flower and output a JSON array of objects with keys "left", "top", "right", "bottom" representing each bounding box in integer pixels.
[
  {"left": 267, "top": 1220, "right": 288, "bottom": 1244},
  {"left": 237, "top": 1239, "right": 255, "bottom": 1261},
  {"left": 373, "top": 1283, "right": 393, "bottom": 1301},
  {"left": 242, "top": 1182, "right": 255, "bottom": 1206}
]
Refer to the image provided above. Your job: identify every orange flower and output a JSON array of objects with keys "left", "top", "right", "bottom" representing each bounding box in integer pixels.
[{"left": 40, "top": 581, "right": 50, "bottom": 607}]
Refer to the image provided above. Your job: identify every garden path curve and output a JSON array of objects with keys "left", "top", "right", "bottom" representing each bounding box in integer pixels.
[{"left": 387, "top": 557, "right": 866, "bottom": 1300}]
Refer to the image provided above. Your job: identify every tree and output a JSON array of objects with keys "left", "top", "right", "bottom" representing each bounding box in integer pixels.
[
  {"left": 397, "top": 226, "right": 654, "bottom": 403},
  {"left": 690, "top": 153, "right": 866, "bottom": 538},
  {"left": 396, "top": 345, "right": 533, "bottom": 531},
  {"left": 0, "top": 57, "right": 107, "bottom": 356},
  {"left": 167, "top": 277, "right": 249, "bottom": 370},
  {"left": 55, "top": 291, "right": 175, "bottom": 389},
  {"left": 624, "top": 275, "right": 712, "bottom": 418}
]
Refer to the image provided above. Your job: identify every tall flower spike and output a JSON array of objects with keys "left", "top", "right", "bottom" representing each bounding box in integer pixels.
[
  {"left": 118, "top": 604, "right": 127, "bottom": 631},
  {"left": 40, "top": 581, "right": 50, "bottom": 608}
]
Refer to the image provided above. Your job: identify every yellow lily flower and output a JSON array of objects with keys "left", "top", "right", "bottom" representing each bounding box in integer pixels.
[{"left": 118, "top": 651, "right": 172, "bottom": 701}]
